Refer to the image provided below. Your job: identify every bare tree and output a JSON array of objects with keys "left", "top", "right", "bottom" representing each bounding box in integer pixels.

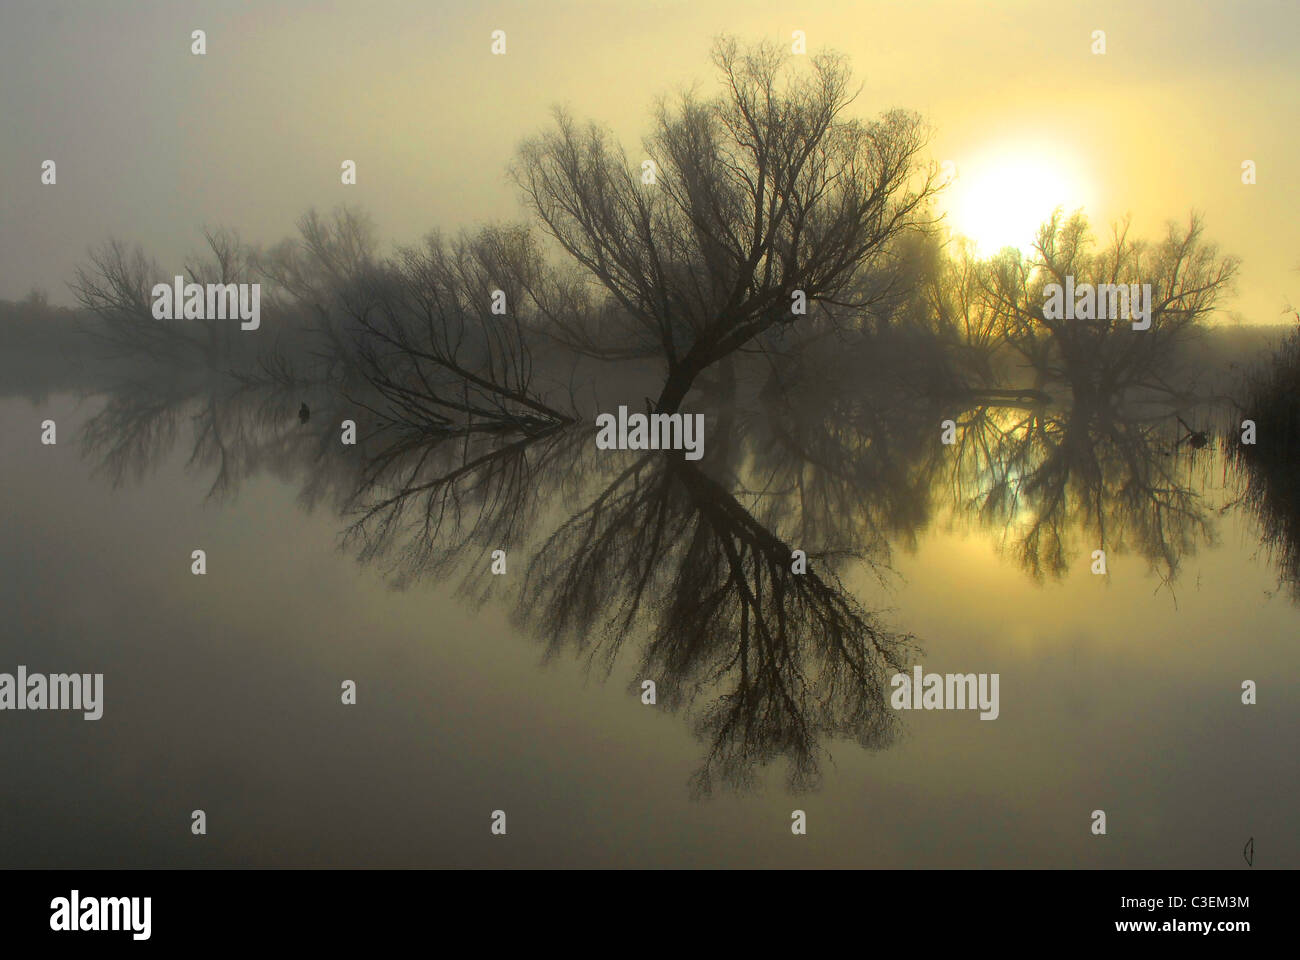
[
  {"left": 512, "top": 36, "right": 939, "bottom": 412},
  {"left": 348, "top": 225, "right": 577, "bottom": 437},
  {"left": 972, "top": 211, "right": 1239, "bottom": 402},
  {"left": 71, "top": 240, "right": 205, "bottom": 362}
]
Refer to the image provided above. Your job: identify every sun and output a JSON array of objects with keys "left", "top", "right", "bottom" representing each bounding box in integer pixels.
[{"left": 942, "top": 144, "right": 1093, "bottom": 257}]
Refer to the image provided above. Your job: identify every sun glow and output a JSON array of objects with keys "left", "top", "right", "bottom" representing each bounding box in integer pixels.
[{"left": 942, "top": 144, "right": 1094, "bottom": 257}]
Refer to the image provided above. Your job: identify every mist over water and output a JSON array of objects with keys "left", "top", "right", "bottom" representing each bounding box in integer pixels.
[
  {"left": 2, "top": 300, "right": 1296, "bottom": 867},
  {"left": 2, "top": 7, "right": 1297, "bottom": 870}
]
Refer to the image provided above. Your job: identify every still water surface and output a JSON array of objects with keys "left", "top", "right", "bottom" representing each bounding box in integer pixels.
[{"left": 2, "top": 369, "right": 1294, "bottom": 868}]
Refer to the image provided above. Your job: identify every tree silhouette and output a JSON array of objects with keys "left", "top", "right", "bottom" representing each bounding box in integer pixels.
[
  {"left": 53, "top": 36, "right": 1267, "bottom": 797},
  {"left": 512, "top": 37, "right": 939, "bottom": 412},
  {"left": 966, "top": 211, "right": 1238, "bottom": 403},
  {"left": 1225, "top": 322, "right": 1300, "bottom": 599}
]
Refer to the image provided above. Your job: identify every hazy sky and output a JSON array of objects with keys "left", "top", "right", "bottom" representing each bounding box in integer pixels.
[{"left": 2, "top": 0, "right": 1296, "bottom": 323}]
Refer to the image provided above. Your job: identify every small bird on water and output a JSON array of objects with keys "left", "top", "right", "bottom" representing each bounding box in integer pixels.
[
  {"left": 298, "top": 402, "right": 310, "bottom": 424},
  {"left": 1176, "top": 414, "right": 1208, "bottom": 449}
]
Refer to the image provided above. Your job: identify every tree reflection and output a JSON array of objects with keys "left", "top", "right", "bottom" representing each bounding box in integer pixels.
[
  {"left": 1224, "top": 321, "right": 1300, "bottom": 599},
  {"left": 56, "top": 37, "right": 1258, "bottom": 793}
]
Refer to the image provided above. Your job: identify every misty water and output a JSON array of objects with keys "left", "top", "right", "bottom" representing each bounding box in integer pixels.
[{"left": 2, "top": 313, "right": 1296, "bottom": 869}]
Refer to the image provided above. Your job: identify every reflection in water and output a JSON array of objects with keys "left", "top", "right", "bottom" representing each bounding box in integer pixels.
[
  {"left": 59, "top": 218, "right": 1253, "bottom": 793},
  {"left": 51, "top": 75, "right": 1255, "bottom": 790},
  {"left": 945, "top": 395, "right": 1214, "bottom": 586},
  {"left": 1225, "top": 324, "right": 1300, "bottom": 600},
  {"left": 517, "top": 439, "right": 912, "bottom": 796}
]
